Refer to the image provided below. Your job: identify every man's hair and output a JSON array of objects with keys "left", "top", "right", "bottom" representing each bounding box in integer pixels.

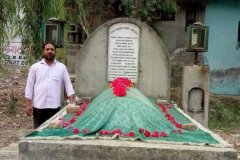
[{"left": 42, "top": 41, "right": 56, "bottom": 50}]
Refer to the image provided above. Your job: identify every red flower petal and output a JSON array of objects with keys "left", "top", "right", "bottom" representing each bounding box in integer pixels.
[
  {"left": 159, "top": 132, "right": 168, "bottom": 137},
  {"left": 115, "top": 128, "right": 122, "bottom": 134},
  {"left": 174, "top": 122, "right": 183, "bottom": 129},
  {"left": 69, "top": 117, "right": 76, "bottom": 123},
  {"left": 62, "top": 122, "right": 69, "bottom": 128},
  {"left": 167, "top": 104, "right": 171, "bottom": 109},
  {"left": 99, "top": 130, "right": 107, "bottom": 135},
  {"left": 112, "top": 77, "right": 132, "bottom": 97},
  {"left": 138, "top": 128, "right": 144, "bottom": 133},
  {"left": 128, "top": 131, "right": 135, "bottom": 137},
  {"left": 144, "top": 130, "right": 151, "bottom": 137},
  {"left": 112, "top": 77, "right": 132, "bottom": 88},
  {"left": 73, "top": 128, "right": 79, "bottom": 134},
  {"left": 75, "top": 111, "right": 81, "bottom": 116},
  {"left": 152, "top": 131, "right": 159, "bottom": 138}
]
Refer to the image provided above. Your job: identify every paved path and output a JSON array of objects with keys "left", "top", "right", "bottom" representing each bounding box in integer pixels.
[{"left": 0, "top": 142, "right": 18, "bottom": 160}]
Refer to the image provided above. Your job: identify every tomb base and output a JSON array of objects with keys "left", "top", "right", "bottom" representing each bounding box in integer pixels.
[{"left": 18, "top": 139, "right": 237, "bottom": 160}]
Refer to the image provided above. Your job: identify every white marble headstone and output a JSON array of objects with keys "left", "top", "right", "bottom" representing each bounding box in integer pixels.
[{"left": 107, "top": 23, "right": 140, "bottom": 83}]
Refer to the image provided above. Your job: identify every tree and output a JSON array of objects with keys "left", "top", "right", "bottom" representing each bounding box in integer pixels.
[
  {"left": 65, "top": 0, "right": 178, "bottom": 35},
  {"left": 0, "top": 0, "right": 178, "bottom": 61},
  {"left": 0, "top": 0, "right": 18, "bottom": 64},
  {"left": 0, "top": 0, "right": 66, "bottom": 62},
  {"left": 18, "top": 0, "right": 66, "bottom": 58},
  {"left": 121, "top": 0, "right": 178, "bottom": 36}
]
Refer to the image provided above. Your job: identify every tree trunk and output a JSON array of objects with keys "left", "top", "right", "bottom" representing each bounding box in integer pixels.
[{"left": 134, "top": 0, "right": 141, "bottom": 19}]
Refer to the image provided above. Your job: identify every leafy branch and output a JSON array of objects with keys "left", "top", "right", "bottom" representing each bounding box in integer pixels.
[{"left": 0, "top": 0, "right": 178, "bottom": 62}]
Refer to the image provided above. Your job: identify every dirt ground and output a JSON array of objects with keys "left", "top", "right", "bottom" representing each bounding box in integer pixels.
[
  {"left": 0, "top": 65, "right": 239, "bottom": 155},
  {"left": 0, "top": 66, "right": 33, "bottom": 148}
]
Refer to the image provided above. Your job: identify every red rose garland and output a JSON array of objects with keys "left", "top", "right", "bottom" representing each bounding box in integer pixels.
[
  {"left": 138, "top": 128, "right": 168, "bottom": 138},
  {"left": 99, "top": 128, "right": 135, "bottom": 137},
  {"left": 111, "top": 77, "right": 132, "bottom": 97},
  {"left": 98, "top": 128, "right": 168, "bottom": 138},
  {"left": 158, "top": 103, "right": 183, "bottom": 134},
  {"left": 60, "top": 101, "right": 90, "bottom": 134},
  {"left": 112, "top": 77, "right": 132, "bottom": 88},
  {"left": 113, "top": 83, "right": 127, "bottom": 97}
]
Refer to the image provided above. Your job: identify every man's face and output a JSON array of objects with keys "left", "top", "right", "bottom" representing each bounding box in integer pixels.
[{"left": 43, "top": 44, "right": 56, "bottom": 61}]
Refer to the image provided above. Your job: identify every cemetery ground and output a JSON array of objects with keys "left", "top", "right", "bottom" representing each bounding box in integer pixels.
[{"left": 0, "top": 65, "right": 240, "bottom": 155}]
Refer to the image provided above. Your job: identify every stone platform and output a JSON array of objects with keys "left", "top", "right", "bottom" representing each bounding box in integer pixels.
[
  {"left": 0, "top": 142, "right": 18, "bottom": 160},
  {"left": 18, "top": 104, "right": 238, "bottom": 160},
  {"left": 18, "top": 139, "right": 237, "bottom": 160}
]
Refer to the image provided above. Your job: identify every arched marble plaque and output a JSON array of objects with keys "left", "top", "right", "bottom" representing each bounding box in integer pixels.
[{"left": 107, "top": 23, "right": 140, "bottom": 83}]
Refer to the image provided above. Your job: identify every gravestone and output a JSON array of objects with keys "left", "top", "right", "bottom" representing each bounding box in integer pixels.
[
  {"left": 75, "top": 17, "right": 171, "bottom": 100},
  {"left": 107, "top": 23, "right": 140, "bottom": 83}
]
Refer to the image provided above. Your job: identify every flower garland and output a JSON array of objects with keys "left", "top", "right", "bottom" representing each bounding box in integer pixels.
[
  {"left": 158, "top": 103, "right": 183, "bottom": 134},
  {"left": 98, "top": 128, "right": 168, "bottom": 138},
  {"left": 138, "top": 128, "right": 168, "bottom": 138},
  {"left": 111, "top": 77, "right": 132, "bottom": 97},
  {"left": 59, "top": 101, "right": 90, "bottom": 134},
  {"left": 99, "top": 128, "right": 135, "bottom": 137}
]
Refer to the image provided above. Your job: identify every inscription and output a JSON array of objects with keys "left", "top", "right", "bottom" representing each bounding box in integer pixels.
[
  {"left": 2, "top": 43, "right": 30, "bottom": 66},
  {"left": 107, "top": 23, "right": 140, "bottom": 83}
]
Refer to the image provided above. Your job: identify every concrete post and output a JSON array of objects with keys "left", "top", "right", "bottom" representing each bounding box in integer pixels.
[{"left": 182, "top": 66, "right": 210, "bottom": 127}]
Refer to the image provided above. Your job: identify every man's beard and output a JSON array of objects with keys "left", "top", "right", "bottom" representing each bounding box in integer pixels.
[{"left": 44, "top": 54, "right": 55, "bottom": 61}]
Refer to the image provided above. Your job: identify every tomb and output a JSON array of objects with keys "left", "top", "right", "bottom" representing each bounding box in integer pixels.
[{"left": 19, "top": 18, "right": 237, "bottom": 160}]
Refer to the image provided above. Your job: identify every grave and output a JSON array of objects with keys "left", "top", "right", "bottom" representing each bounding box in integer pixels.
[
  {"left": 74, "top": 18, "right": 170, "bottom": 100},
  {"left": 18, "top": 18, "right": 237, "bottom": 160}
]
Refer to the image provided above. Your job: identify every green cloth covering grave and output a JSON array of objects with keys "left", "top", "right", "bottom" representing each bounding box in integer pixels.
[{"left": 27, "top": 88, "right": 219, "bottom": 144}]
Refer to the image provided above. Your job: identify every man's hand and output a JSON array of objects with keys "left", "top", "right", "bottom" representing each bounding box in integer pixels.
[
  {"left": 24, "top": 105, "right": 32, "bottom": 116},
  {"left": 68, "top": 94, "right": 75, "bottom": 104},
  {"left": 24, "top": 98, "right": 32, "bottom": 116}
]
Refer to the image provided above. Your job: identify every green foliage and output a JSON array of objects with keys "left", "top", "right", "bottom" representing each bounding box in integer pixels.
[
  {"left": 66, "top": 0, "right": 115, "bottom": 35},
  {"left": 0, "top": 0, "right": 67, "bottom": 62},
  {"left": 1, "top": 0, "right": 178, "bottom": 62},
  {"left": 121, "top": 0, "right": 178, "bottom": 24},
  {"left": 0, "top": 64, "right": 8, "bottom": 76},
  {"left": 0, "top": 0, "right": 18, "bottom": 40},
  {"left": 18, "top": 0, "right": 66, "bottom": 59},
  {"left": 64, "top": 0, "right": 178, "bottom": 35},
  {"left": 56, "top": 48, "right": 66, "bottom": 60},
  {"left": 0, "top": 0, "right": 18, "bottom": 66},
  {"left": 209, "top": 98, "right": 240, "bottom": 131}
]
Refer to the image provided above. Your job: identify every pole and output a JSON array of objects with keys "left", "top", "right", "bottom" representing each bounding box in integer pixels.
[{"left": 194, "top": 51, "right": 199, "bottom": 65}]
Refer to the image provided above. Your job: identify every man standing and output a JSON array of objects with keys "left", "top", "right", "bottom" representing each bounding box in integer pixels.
[{"left": 24, "top": 42, "right": 75, "bottom": 128}]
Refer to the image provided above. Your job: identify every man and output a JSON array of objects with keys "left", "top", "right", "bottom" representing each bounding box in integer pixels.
[{"left": 24, "top": 42, "right": 75, "bottom": 128}]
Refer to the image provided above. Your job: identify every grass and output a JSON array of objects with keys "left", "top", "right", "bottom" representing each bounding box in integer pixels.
[
  {"left": 0, "top": 64, "right": 8, "bottom": 77},
  {"left": 209, "top": 96, "right": 240, "bottom": 132}
]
